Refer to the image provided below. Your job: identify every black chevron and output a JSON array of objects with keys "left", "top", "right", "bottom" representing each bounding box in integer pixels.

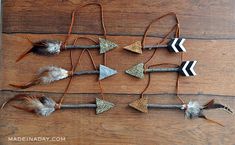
[
  {"left": 167, "top": 38, "right": 186, "bottom": 53},
  {"left": 179, "top": 61, "right": 197, "bottom": 76}
]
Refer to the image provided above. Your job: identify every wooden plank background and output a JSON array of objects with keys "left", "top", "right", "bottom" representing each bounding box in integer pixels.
[{"left": 1, "top": 0, "right": 235, "bottom": 145}]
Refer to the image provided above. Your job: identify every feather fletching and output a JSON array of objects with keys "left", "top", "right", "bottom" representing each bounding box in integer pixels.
[
  {"left": 37, "top": 66, "right": 69, "bottom": 84},
  {"left": 20, "top": 96, "right": 56, "bottom": 116},
  {"left": 31, "top": 40, "right": 62, "bottom": 55}
]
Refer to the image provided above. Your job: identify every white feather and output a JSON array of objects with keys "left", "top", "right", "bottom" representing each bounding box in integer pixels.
[
  {"left": 25, "top": 97, "right": 56, "bottom": 116},
  {"left": 185, "top": 101, "right": 203, "bottom": 119},
  {"left": 38, "top": 66, "right": 69, "bottom": 84},
  {"left": 46, "top": 41, "right": 61, "bottom": 54}
]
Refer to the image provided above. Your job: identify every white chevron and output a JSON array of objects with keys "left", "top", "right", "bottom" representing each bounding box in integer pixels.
[
  {"left": 171, "top": 38, "right": 179, "bottom": 52},
  {"left": 182, "top": 61, "right": 190, "bottom": 76},
  {"left": 190, "top": 61, "right": 197, "bottom": 76},
  {"left": 179, "top": 38, "right": 186, "bottom": 52}
]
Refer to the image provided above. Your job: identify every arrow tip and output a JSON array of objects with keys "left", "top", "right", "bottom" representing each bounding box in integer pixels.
[
  {"left": 125, "top": 63, "right": 144, "bottom": 79},
  {"left": 129, "top": 97, "right": 148, "bottom": 113},
  {"left": 96, "top": 98, "right": 114, "bottom": 114},
  {"left": 99, "top": 65, "right": 117, "bottom": 80},
  {"left": 99, "top": 38, "right": 118, "bottom": 53},
  {"left": 123, "top": 41, "right": 142, "bottom": 54}
]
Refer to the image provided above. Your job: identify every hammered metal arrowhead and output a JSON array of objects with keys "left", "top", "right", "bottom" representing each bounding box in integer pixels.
[
  {"left": 96, "top": 98, "right": 114, "bottom": 114},
  {"left": 99, "top": 38, "right": 118, "bottom": 53},
  {"left": 99, "top": 65, "right": 117, "bottom": 80},
  {"left": 123, "top": 41, "right": 142, "bottom": 54},
  {"left": 129, "top": 97, "right": 148, "bottom": 113},
  {"left": 125, "top": 63, "right": 144, "bottom": 79}
]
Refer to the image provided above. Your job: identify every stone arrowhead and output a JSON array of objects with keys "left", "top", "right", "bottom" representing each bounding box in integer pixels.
[
  {"left": 129, "top": 97, "right": 148, "bottom": 113},
  {"left": 125, "top": 63, "right": 144, "bottom": 79},
  {"left": 99, "top": 38, "right": 118, "bottom": 53},
  {"left": 123, "top": 41, "right": 142, "bottom": 54},
  {"left": 96, "top": 98, "right": 114, "bottom": 114},
  {"left": 99, "top": 65, "right": 117, "bottom": 80}
]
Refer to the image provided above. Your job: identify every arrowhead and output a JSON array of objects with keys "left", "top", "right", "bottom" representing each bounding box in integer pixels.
[
  {"left": 99, "top": 38, "right": 118, "bottom": 53},
  {"left": 99, "top": 65, "right": 117, "bottom": 80},
  {"left": 123, "top": 41, "right": 142, "bottom": 54},
  {"left": 96, "top": 98, "right": 114, "bottom": 114},
  {"left": 129, "top": 97, "right": 148, "bottom": 113},
  {"left": 125, "top": 63, "right": 144, "bottom": 79}
]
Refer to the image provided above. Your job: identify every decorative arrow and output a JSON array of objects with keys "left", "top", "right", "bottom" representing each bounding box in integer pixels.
[
  {"left": 10, "top": 64, "right": 117, "bottom": 89},
  {"left": 129, "top": 97, "right": 233, "bottom": 125},
  {"left": 6, "top": 95, "right": 114, "bottom": 116},
  {"left": 16, "top": 38, "right": 118, "bottom": 62},
  {"left": 130, "top": 97, "right": 233, "bottom": 115},
  {"left": 125, "top": 61, "right": 197, "bottom": 79},
  {"left": 124, "top": 38, "right": 186, "bottom": 54}
]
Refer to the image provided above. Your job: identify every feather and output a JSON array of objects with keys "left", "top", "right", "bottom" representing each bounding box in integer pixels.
[
  {"left": 16, "top": 40, "right": 62, "bottom": 62},
  {"left": 9, "top": 66, "right": 70, "bottom": 89},
  {"left": 1, "top": 94, "right": 30, "bottom": 109},
  {"left": 203, "top": 99, "right": 215, "bottom": 108},
  {"left": 16, "top": 47, "right": 33, "bottom": 62},
  {"left": 184, "top": 101, "right": 203, "bottom": 119},
  {"left": 37, "top": 66, "right": 69, "bottom": 84},
  {"left": 31, "top": 40, "right": 62, "bottom": 55},
  {"left": 13, "top": 95, "right": 56, "bottom": 116},
  {"left": 9, "top": 79, "right": 40, "bottom": 89},
  {"left": 203, "top": 101, "right": 233, "bottom": 114},
  {"left": 198, "top": 115, "right": 224, "bottom": 127}
]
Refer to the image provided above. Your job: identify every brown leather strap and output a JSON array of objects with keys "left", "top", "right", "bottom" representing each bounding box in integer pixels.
[{"left": 140, "top": 12, "right": 184, "bottom": 103}]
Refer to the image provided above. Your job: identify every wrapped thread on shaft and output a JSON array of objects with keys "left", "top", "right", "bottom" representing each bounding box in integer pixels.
[
  {"left": 147, "top": 104, "right": 182, "bottom": 109},
  {"left": 65, "top": 45, "right": 99, "bottom": 49},
  {"left": 145, "top": 68, "right": 179, "bottom": 73},
  {"left": 60, "top": 104, "right": 97, "bottom": 109},
  {"left": 73, "top": 70, "right": 99, "bottom": 76}
]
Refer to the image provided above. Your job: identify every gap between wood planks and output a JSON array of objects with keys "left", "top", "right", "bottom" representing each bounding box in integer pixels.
[
  {"left": 3, "top": 32, "right": 235, "bottom": 40},
  {"left": 1, "top": 89, "right": 235, "bottom": 98}
]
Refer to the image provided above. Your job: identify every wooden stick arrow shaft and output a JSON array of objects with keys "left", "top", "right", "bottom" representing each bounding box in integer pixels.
[
  {"left": 73, "top": 70, "right": 99, "bottom": 76},
  {"left": 143, "top": 45, "right": 168, "bottom": 49},
  {"left": 60, "top": 98, "right": 115, "bottom": 114},
  {"left": 65, "top": 45, "right": 100, "bottom": 49},
  {"left": 61, "top": 104, "right": 97, "bottom": 109},
  {"left": 145, "top": 68, "right": 179, "bottom": 73},
  {"left": 147, "top": 104, "right": 183, "bottom": 109}
]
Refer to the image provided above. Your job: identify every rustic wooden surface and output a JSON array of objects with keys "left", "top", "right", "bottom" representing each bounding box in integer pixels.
[{"left": 1, "top": 0, "right": 235, "bottom": 145}]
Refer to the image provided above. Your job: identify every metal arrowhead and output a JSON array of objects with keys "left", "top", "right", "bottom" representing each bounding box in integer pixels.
[
  {"left": 125, "top": 63, "right": 144, "bottom": 79},
  {"left": 99, "top": 38, "right": 118, "bottom": 53},
  {"left": 96, "top": 98, "right": 114, "bottom": 114},
  {"left": 99, "top": 65, "right": 117, "bottom": 80},
  {"left": 129, "top": 97, "right": 148, "bottom": 113},
  {"left": 123, "top": 41, "right": 142, "bottom": 54}
]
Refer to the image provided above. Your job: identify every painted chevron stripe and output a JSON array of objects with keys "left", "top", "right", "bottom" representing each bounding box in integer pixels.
[
  {"left": 168, "top": 38, "right": 187, "bottom": 53},
  {"left": 179, "top": 61, "right": 197, "bottom": 76}
]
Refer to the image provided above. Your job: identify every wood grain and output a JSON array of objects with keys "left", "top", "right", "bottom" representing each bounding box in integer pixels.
[{"left": 3, "top": 0, "right": 235, "bottom": 39}]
